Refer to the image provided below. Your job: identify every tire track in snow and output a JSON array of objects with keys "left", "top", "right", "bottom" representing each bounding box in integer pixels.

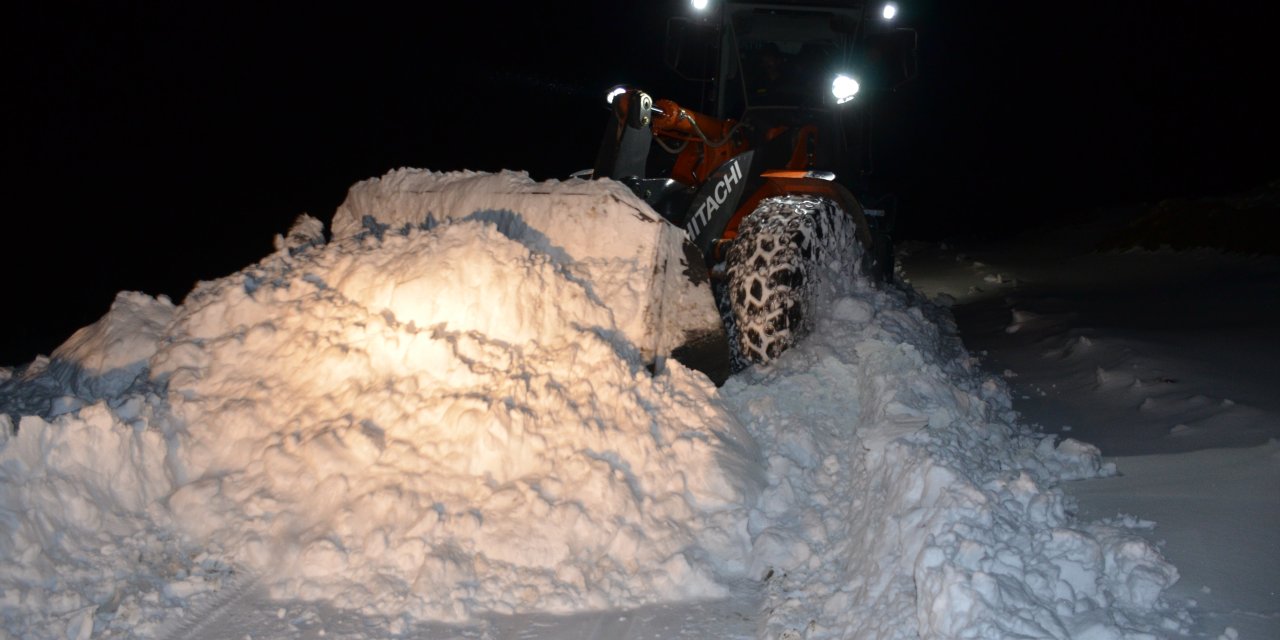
[{"left": 157, "top": 566, "right": 265, "bottom": 640}]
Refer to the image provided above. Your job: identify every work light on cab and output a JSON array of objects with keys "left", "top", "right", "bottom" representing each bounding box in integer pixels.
[{"left": 832, "top": 74, "right": 860, "bottom": 104}]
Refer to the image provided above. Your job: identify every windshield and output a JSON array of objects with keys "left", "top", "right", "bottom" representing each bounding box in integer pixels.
[{"left": 732, "top": 9, "right": 856, "bottom": 108}]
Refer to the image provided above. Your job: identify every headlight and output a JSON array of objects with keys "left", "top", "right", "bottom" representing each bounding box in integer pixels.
[
  {"left": 691, "top": 0, "right": 709, "bottom": 10},
  {"left": 606, "top": 86, "right": 628, "bottom": 105},
  {"left": 882, "top": 3, "right": 899, "bottom": 20},
  {"left": 832, "top": 74, "right": 860, "bottom": 104}
]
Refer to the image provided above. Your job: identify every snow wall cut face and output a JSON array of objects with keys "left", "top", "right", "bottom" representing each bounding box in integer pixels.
[{"left": 331, "top": 169, "right": 723, "bottom": 367}]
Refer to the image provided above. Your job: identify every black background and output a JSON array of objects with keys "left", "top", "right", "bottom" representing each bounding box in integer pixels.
[{"left": 7, "top": 1, "right": 1277, "bottom": 366}]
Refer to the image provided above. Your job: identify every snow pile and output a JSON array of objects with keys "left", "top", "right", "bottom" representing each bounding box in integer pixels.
[
  {"left": 722, "top": 279, "right": 1185, "bottom": 638},
  {"left": 0, "top": 174, "right": 760, "bottom": 638},
  {"left": 0, "top": 170, "right": 1188, "bottom": 638},
  {"left": 154, "top": 218, "right": 760, "bottom": 620}
]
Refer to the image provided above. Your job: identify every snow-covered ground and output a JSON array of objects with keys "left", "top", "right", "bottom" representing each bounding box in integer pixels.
[
  {"left": 899, "top": 212, "right": 1280, "bottom": 639},
  {"left": 0, "top": 172, "right": 1232, "bottom": 639}
]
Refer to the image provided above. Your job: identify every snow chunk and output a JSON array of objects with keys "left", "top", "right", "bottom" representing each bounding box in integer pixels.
[
  {"left": 1035, "top": 436, "right": 1119, "bottom": 481},
  {"left": 331, "top": 169, "right": 722, "bottom": 363},
  {"left": 46, "top": 292, "right": 173, "bottom": 400},
  {"left": 273, "top": 213, "right": 326, "bottom": 253}
]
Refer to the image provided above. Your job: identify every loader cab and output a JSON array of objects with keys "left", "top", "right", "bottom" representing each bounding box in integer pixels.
[
  {"left": 670, "top": 1, "right": 915, "bottom": 114},
  {"left": 728, "top": 9, "right": 857, "bottom": 111},
  {"left": 724, "top": 7, "right": 865, "bottom": 181},
  {"left": 666, "top": 0, "right": 917, "bottom": 200}
]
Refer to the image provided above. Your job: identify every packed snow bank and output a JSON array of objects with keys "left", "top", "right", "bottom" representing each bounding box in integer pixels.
[
  {"left": 156, "top": 218, "right": 759, "bottom": 619},
  {"left": 1, "top": 174, "right": 760, "bottom": 638},
  {"left": 720, "top": 276, "right": 1188, "bottom": 638},
  {"left": 1, "top": 170, "right": 1188, "bottom": 638}
]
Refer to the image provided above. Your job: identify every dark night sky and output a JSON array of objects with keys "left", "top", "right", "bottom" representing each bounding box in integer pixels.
[{"left": 7, "top": 1, "right": 1277, "bottom": 366}]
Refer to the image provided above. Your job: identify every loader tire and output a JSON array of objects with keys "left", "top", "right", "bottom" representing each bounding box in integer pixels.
[{"left": 725, "top": 195, "right": 860, "bottom": 365}]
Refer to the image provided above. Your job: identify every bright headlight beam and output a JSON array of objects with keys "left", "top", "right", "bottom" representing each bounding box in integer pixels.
[
  {"left": 692, "top": 0, "right": 709, "bottom": 10},
  {"left": 832, "top": 74, "right": 860, "bottom": 104},
  {"left": 882, "top": 2, "right": 899, "bottom": 20},
  {"left": 606, "top": 86, "right": 627, "bottom": 105}
]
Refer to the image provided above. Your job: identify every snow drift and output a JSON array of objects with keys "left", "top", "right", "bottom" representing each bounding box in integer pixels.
[{"left": 0, "top": 170, "right": 1187, "bottom": 638}]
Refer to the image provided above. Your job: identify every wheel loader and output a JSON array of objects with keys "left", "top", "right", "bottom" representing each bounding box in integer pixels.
[
  {"left": 590, "top": 0, "right": 918, "bottom": 377},
  {"left": 332, "top": 1, "right": 917, "bottom": 386}
]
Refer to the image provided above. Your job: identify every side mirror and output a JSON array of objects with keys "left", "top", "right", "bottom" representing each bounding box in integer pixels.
[{"left": 664, "top": 17, "right": 718, "bottom": 82}]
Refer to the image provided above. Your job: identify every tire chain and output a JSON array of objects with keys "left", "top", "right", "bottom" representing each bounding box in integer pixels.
[{"left": 724, "top": 195, "right": 860, "bottom": 365}]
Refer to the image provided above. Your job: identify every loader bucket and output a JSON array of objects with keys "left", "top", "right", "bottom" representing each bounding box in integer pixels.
[{"left": 332, "top": 169, "right": 731, "bottom": 384}]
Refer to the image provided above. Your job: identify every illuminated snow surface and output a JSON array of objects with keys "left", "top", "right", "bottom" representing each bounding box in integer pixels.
[{"left": 1, "top": 172, "right": 1196, "bottom": 639}]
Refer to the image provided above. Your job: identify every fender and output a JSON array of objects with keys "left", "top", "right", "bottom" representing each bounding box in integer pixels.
[
  {"left": 726, "top": 173, "right": 874, "bottom": 251},
  {"left": 684, "top": 151, "right": 755, "bottom": 256}
]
